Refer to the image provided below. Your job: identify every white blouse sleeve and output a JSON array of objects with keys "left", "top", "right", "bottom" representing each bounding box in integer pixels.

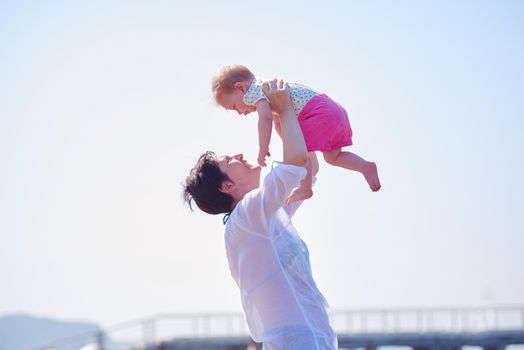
[
  {"left": 282, "top": 176, "right": 317, "bottom": 218},
  {"left": 261, "top": 162, "right": 306, "bottom": 208},
  {"left": 238, "top": 162, "right": 306, "bottom": 235}
]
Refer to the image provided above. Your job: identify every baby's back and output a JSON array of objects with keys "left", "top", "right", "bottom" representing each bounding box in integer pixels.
[{"left": 286, "top": 83, "right": 318, "bottom": 116}]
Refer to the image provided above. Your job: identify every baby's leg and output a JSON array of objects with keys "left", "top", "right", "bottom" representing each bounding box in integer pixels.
[
  {"left": 309, "top": 151, "right": 319, "bottom": 177},
  {"left": 286, "top": 152, "right": 317, "bottom": 204},
  {"left": 323, "top": 148, "right": 381, "bottom": 192}
]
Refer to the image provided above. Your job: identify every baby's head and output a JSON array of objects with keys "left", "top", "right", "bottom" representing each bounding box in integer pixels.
[{"left": 212, "top": 64, "right": 257, "bottom": 115}]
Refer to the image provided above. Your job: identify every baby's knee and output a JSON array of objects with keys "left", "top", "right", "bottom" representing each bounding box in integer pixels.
[{"left": 322, "top": 151, "right": 338, "bottom": 165}]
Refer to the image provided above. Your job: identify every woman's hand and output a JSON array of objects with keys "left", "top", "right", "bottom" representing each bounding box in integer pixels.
[{"left": 261, "top": 79, "right": 293, "bottom": 115}]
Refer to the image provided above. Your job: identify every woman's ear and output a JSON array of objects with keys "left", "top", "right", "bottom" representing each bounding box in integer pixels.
[
  {"left": 235, "top": 82, "right": 247, "bottom": 93},
  {"left": 219, "top": 180, "right": 236, "bottom": 194}
]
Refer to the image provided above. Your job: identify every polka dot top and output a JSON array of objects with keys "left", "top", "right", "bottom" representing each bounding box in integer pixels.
[{"left": 243, "top": 79, "right": 318, "bottom": 116}]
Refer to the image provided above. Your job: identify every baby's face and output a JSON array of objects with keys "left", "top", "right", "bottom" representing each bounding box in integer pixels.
[{"left": 219, "top": 90, "right": 256, "bottom": 116}]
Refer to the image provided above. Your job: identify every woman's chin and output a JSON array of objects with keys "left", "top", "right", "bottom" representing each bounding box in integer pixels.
[{"left": 252, "top": 165, "right": 263, "bottom": 178}]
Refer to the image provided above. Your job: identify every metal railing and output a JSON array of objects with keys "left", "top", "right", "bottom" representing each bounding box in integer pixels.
[
  {"left": 330, "top": 305, "right": 524, "bottom": 334},
  {"left": 35, "top": 305, "right": 524, "bottom": 350}
]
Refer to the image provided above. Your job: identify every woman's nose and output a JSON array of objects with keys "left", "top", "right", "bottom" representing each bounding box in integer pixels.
[{"left": 235, "top": 153, "right": 243, "bottom": 160}]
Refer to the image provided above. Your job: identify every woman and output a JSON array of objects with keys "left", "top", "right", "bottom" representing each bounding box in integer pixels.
[{"left": 183, "top": 80, "right": 337, "bottom": 350}]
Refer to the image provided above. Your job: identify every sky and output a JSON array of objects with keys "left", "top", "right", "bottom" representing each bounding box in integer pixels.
[{"left": 1, "top": 0, "right": 523, "bottom": 330}]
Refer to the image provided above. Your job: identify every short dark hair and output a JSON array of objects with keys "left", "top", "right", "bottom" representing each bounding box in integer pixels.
[{"left": 183, "top": 151, "right": 234, "bottom": 215}]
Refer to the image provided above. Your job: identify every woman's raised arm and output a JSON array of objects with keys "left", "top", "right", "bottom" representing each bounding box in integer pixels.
[{"left": 261, "top": 80, "right": 308, "bottom": 168}]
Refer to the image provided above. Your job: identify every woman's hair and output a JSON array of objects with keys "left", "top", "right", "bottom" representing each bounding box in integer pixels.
[
  {"left": 212, "top": 64, "right": 254, "bottom": 102},
  {"left": 183, "top": 151, "right": 234, "bottom": 215}
]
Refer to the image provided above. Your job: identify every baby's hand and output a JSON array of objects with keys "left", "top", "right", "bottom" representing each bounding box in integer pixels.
[{"left": 257, "top": 148, "right": 271, "bottom": 167}]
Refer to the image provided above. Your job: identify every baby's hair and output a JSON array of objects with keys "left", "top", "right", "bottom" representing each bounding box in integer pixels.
[{"left": 212, "top": 64, "right": 255, "bottom": 102}]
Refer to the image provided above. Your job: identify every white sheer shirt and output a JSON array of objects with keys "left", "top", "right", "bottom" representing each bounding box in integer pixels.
[{"left": 224, "top": 162, "right": 337, "bottom": 350}]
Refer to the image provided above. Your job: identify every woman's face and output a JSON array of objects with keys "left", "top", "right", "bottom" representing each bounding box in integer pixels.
[{"left": 217, "top": 153, "right": 261, "bottom": 192}]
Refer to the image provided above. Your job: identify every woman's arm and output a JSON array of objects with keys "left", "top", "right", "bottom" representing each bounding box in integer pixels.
[
  {"left": 240, "top": 81, "right": 308, "bottom": 224},
  {"left": 261, "top": 80, "right": 308, "bottom": 168}
]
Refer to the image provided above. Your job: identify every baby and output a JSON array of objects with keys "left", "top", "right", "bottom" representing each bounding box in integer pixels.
[{"left": 212, "top": 64, "right": 381, "bottom": 203}]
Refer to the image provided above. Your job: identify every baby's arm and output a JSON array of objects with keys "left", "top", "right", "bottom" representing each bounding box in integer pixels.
[{"left": 256, "top": 99, "right": 273, "bottom": 167}]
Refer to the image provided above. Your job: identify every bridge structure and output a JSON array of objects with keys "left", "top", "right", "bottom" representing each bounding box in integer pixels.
[{"left": 37, "top": 305, "right": 524, "bottom": 350}]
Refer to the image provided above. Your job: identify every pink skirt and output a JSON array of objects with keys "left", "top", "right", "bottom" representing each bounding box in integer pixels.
[{"left": 297, "top": 93, "right": 353, "bottom": 152}]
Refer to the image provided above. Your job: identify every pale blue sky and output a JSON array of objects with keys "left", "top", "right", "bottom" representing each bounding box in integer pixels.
[{"left": 1, "top": 1, "right": 523, "bottom": 327}]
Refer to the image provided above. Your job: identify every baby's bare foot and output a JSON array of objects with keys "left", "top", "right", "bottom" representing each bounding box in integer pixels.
[
  {"left": 362, "top": 162, "right": 381, "bottom": 192},
  {"left": 286, "top": 186, "right": 313, "bottom": 205}
]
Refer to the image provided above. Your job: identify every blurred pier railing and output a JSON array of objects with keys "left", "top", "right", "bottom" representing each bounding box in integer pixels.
[
  {"left": 330, "top": 305, "right": 524, "bottom": 334},
  {"left": 36, "top": 305, "right": 524, "bottom": 350}
]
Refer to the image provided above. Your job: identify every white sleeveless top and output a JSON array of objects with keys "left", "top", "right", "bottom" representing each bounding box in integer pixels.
[{"left": 243, "top": 79, "right": 318, "bottom": 116}]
